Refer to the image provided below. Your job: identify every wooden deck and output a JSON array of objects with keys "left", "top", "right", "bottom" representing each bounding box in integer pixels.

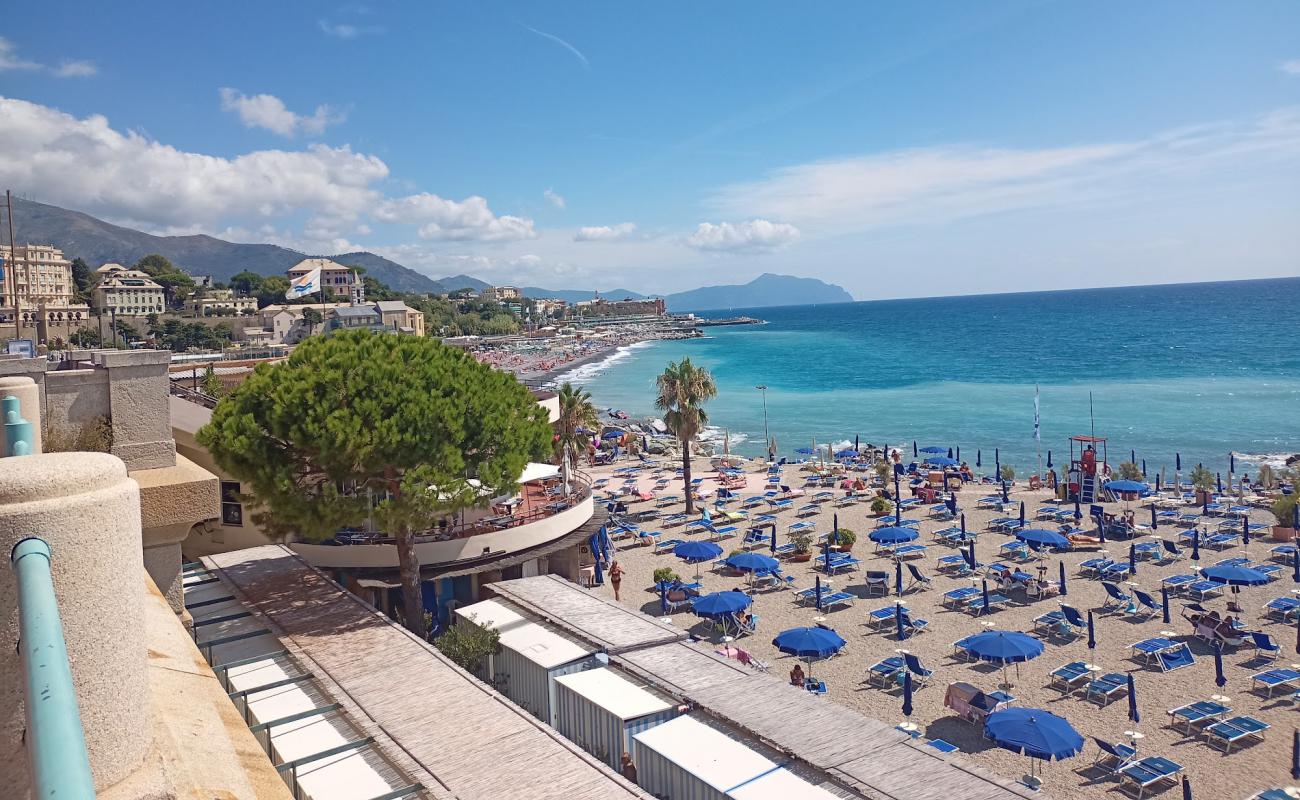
[
  {"left": 487, "top": 577, "right": 1039, "bottom": 800},
  {"left": 205, "top": 546, "right": 651, "bottom": 800}
]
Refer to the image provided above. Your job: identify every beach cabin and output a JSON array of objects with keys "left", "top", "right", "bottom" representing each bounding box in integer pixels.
[
  {"left": 455, "top": 599, "right": 598, "bottom": 726},
  {"left": 552, "top": 667, "right": 679, "bottom": 771},
  {"left": 632, "top": 715, "right": 836, "bottom": 800}
]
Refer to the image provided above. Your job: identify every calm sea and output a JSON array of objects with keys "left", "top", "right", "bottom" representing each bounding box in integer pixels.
[{"left": 559, "top": 277, "right": 1300, "bottom": 476}]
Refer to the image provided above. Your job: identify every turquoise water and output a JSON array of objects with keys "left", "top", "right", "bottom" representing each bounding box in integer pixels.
[{"left": 561, "top": 278, "right": 1300, "bottom": 475}]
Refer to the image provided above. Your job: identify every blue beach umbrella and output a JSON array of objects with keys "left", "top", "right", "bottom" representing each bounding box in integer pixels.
[
  {"left": 1058, "top": 561, "right": 1067, "bottom": 595},
  {"left": 795, "top": 446, "right": 815, "bottom": 455},
  {"left": 674, "top": 540, "right": 723, "bottom": 579},
  {"left": 1160, "top": 586, "right": 1171, "bottom": 623},
  {"left": 822, "top": 535, "right": 831, "bottom": 567},
  {"left": 925, "top": 456, "right": 958, "bottom": 466},
  {"left": 1230, "top": 452, "right": 1236, "bottom": 474},
  {"left": 1087, "top": 610, "right": 1096, "bottom": 650},
  {"left": 773, "top": 625, "right": 846, "bottom": 660},
  {"left": 1128, "top": 543, "right": 1137, "bottom": 576},
  {"left": 977, "top": 449, "right": 982, "bottom": 468},
  {"left": 1292, "top": 548, "right": 1299, "bottom": 584},
  {"left": 692, "top": 591, "right": 751, "bottom": 619},
  {"left": 1131, "top": 449, "right": 1136, "bottom": 464},
  {"left": 1292, "top": 729, "right": 1299, "bottom": 781},
  {"left": 1001, "top": 481, "right": 1010, "bottom": 503},
  {"left": 1156, "top": 473, "right": 1162, "bottom": 492},
  {"left": 962, "top": 542, "right": 977, "bottom": 571},
  {"left": 963, "top": 630, "right": 1045, "bottom": 664},
  {"left": 1213, "top": 642, "right": 1226, "bottom": 688},
  {"left": 1151, "top": 506, "right": 1158, "bottom": 530},
  {"left": 982, "top": 579, "right": 991, "bottom": 611},
  {"left": 1190, "top": 529, "right": 1200, "bottom": 561},
  {"left": 602, "top": 430, "right": 624, "bottom": 440},
  {"left": 1019, "top": 501, "right": 1026, "bottom": 527},
  {"left": 895, "top": 560, "right": 904, "bottom": 597},
  {"left": 902, "top": 670, "right": 914, "bottom": 717},
  {"left": 1104, "top": 480, "right": 1149, "bottom": 494},
  {"left": 995, "top": 448, "right": 1000, "bottom": 474},
  {"left": 1046, "top": 450, "right": 1052, "bottom": 469},
  {"left": 724, "top": 552, "right": 779, "bottom": 573},
  {"left": 1242, "top": 515, "right": 1250, "bottom": 547},
  {"left": 1217, "top": 473, "right": 1223, "bottom": 494},
  {"left": 960, "top": 513, "right": 967, "bottom": 536},
  {"left": 1017, "top": 529, "right": 1071, "bottom": 549},
  {"left": 815, "top": 575, "right": 823, "bottom": 612},
  {"left": 1176, "top": 453, "right": 1182, "bottom": 471},
  {"left": 1181, "top": 775, "right": 1192, "bottom": 800},
  {"left": 955, "top": 446, "right": 960, "bottom": 461},
  {"left": 836, "top": 448, "right": 857, "bottom": 458},
  {"left": 1127, "top": 673, "right": 1139, "bottom": 723},
  {"left": 871, "top": 526, "right": 919, "bottom": 545},
  {"left": 920, "top": 445, "right": 946, "bottom": 454},
  {"left": 1295, "top": 614, "right": 1299, "bottom": 656},
  {"left": 1141, "top": 459, "right": 1147, "bottom": 476},
  {"left": 895, "top": 601, "right": 905, "bottom": 639},
  {"left": 913, "top": 441, "right": 918, "bottom": 457},
  {"left": 984, "top": 707, "right": 1084, "bottom": 762},
  {"left": 770, "top": 524, "right": 777, "bottom": 555},
  {"left": 1202, "top": 564, "right": 1269, "bottom": 586}
]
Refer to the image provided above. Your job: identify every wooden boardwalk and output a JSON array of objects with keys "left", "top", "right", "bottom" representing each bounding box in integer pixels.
[
  {"left": 206, "top": 547, "right": 651, "bottom": 800},
  {"left": 490, "top": 577, "right": 1039, "bottom": 800}
]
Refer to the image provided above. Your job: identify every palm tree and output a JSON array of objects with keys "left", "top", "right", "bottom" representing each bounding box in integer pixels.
[
  {"left": 656, "top": 358, "right": 718, "bottom": 514},
  {"left": 554, "top": 382, "right": 598, "bottom": 488}
]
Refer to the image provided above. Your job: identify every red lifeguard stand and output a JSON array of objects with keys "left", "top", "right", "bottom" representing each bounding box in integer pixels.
[{"left": 1067, "top": 435, "right": 1108, "bottom": 503}]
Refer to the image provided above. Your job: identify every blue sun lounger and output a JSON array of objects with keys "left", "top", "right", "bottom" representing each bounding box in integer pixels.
[
  {"left": 663, "top": 513, "right": 688, "bottom": 526},
  {"left": 1271, "top": 544, "right": 1297, "bottom": 562},
  {"left": 1167, "top": 699, "right": 1230, "bottom": 734},
  {"left": 1130, "top": 637, "right": 1180, "bottom": 664},
  {"left": 1205, "top": 533, "right": 1239, "bottom": 550},
  {"left": 866, "top": 605, "right": 900, "bottom": 630},
  {"left": 769, "top": 498, "right": 793, "bottom": 511},
  {"left": 942, "top": 586, "right": 980, "bottom": 608},
  {"left": 653, "top": 537, "right": 685, "bottom": 554},
  {"left": 1118, "top": 756, "right": 1183, "bottom": 799},
  {"left": 741, "top": 495, "right": 765, "bottom": 508},
  {"left": 1161, "top": 574, "right": 1196, "bottom": 593},
  {"left": 1101, "top": 581, "right": 1132, "bottom": 612},
  {"left": 1049, "top": 661, "right": 1092, "bottom": 694},
  {"left": 966, "top": 592, "right": 1010, "bottom": 615},
  {"left": 977, "top": 496, "right": 1003, "bottom": 508},
  {"left": 892, "top": 544, "right": 927, "bottom": 559},
  {"left": 1080, "top": 557, "right": 1114, "bottom": 577},
  {"left": 986, "top": 516, "right": 1015, "bottom": 530},
  {"left": 1264, "top": 596, "right": 1300, "bottom": 622},
  {"left": 787, "top": 521, "right": 816, "bottom": 534},
  {"left": 1251, "top": 668, "right": 1300, "bottom": 697},
  {"left": 1204, "top": 715, "right": 1269, "bottom": 753},
  {"left": 936, "top": 554, "right": 979, "bottom": 575},
  {"left": 1156, "top": 643, "right": 1195, "bottom": 672},
  {"left": 1092, "top": 738, "right": 1138, "bottom": 777},
  {"left": 928, "top": 504, "right": 955, "bottom": 520},
  {"left": 1177, "top": 513, "right": 1201, "bottom": 527},
  {"left": 1084, "top": 672, "right": 1129, "bottom": 706},
  {"left": 1036, "top": 504, "right": 1061, "bottom": 519},
  {"left": 1184, "top": 580, "right": 1223, "bottom": 601},
  {"left": 796, "top": 503, "right": 820, "bottom": 517},
  {"left": 866, "top": 655, "right": 905, "bottom": 687}
]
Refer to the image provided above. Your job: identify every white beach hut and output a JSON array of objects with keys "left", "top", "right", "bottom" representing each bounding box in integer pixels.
[
  {"left": 552, "top": 667, "right": 679, "bottom": 771},
  {"left": 455, "top": 599, "right": 597, "bottom": 725},
  {"left": 632, "top": 715, "right": 834, "bottom": 800}
]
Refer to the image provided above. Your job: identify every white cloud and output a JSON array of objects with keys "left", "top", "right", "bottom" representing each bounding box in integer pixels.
[
  {"left": 219, "top": 88, "right": 345, "bottom": 137},
  {"left": 0, "top": 37, "right": 95, "bottom": 77},
  {"left": 0, "top": 96, "right": 533, "bottom": 245},
  {"left": 318, "top": 19, "right": 384, "bottom": 39},
  {"left": 1281, "top": 60, "right": 1300, "bottom": 76},
  {"left": 574, "top": 222, "right": 637, "bottom": 241},
  {"left": 543, "top": 188, "right": 566, "bottom": 209},
  {"left": 374, "top": 193, "right": 536, "bottom": 242},
  {"left": 522, "top": 26, "right": 589, "bottom": 69},
  {"left": 686, "top": 219, "right": 800, "bottom": 252},
  {"left": 707, "top": 109, "right": 1300, "bottom": 236}
]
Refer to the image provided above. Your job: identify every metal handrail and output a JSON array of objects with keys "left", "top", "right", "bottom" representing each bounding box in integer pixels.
[{"left": 10, "top": 537, "right": 96, "bottom": 798}]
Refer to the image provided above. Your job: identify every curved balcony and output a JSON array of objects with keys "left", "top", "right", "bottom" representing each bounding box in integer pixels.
[{"left": 288, "top": 475, "right": 595, "bottom": 572}]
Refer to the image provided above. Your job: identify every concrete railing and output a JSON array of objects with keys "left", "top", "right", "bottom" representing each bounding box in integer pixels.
[{"left": 9, "top": 537, "right": 96, "bottom": 798}]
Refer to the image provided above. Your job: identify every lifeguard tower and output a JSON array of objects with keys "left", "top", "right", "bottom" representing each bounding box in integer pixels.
[{"left": 1066, "top": 435, "right": 1109, "bottom": 503}]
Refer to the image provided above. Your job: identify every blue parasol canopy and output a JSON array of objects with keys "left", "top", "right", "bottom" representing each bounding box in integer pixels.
[
  {"left": 962, "top": 630, "right": 1044, "bottom": 664},
  {"left": 835, "top": 448, "right": 858, "bottom": 458},
  {"left": 794, "top": 447, "right": 815, "bottom": 455},
  {"left": 1104, "top": 480, "right": 1149, "bottom": 494},
  {"left": 924, "top": 456, "right": 959, "bottom": 466},
  {"left": 1202, "top": 564, "right": 1269, "bottom": 586},
  {"left": 773, "top": 626, "right": 846, "bottom": 659},
  {"left": 919, "top": 446, "right": 947, "bottom": 454},
  {"left": 691, "top": 591, "right": 751, "bottom": 619},
  {"left": 724, "top": 552, "right": 779, "bottom": 573},
  {"left": 869, "top": 526, "right": 919, "bottom": 544},
  {"left": 1016, "top": 528, "right": 1071, "bottom": 549},
  {"left": 601, "top": 430, "right": 625, "bottom": 440},
  {"left": 984, "top": 708, "right": 1084, "bottom": 761},
  {"left": 673, "top": 540, "right": 722, "bottom": 562}
]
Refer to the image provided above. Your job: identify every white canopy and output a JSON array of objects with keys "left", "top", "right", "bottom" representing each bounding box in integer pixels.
[{"left": 518, "top": 462, "right": 561, "bottom": 484}]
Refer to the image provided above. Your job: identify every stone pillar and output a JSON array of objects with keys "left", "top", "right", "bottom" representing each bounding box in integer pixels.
[
  {"left": 93, "top": 350, "right": 176, "bottom": 470},
  {"left": 0, "top": 452, "right": 150, "bottom": 795},
  {"left": 0, "top": 376, "right": 41, "bottom": 454}
]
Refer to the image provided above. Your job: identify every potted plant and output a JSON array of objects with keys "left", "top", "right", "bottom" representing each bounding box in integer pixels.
[
  {"left": 1115, "top": 461, "right": 1143, "bottom": 499},
  {"left": 653, "top": 566, "right": 680, "bottom": 585},
  {"left": 870, "top": 495, "right": 892, "bottom": 516},
  {"left": 874, "top": 461, "right": 891, "bottom": 482},
  {"left": 1189, "top": 465, "right": 1215, "bottom": 505},
  {"left": 999, "top": 464, "right": 1016, "bottom": 483},
  {"left": 1272, "top": 493, "right": 1298, "bottom": 542},
  {"left": 789, "top": 530, "right": 813, "bottom": 562},
  {"left": 1258, "top": 464, "right": 1276, "bottom": 490},
  {"left": 833, "top": 527, "right": 857, "bottom": 553}
]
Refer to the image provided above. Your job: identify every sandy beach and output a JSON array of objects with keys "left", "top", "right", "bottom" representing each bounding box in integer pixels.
[
  {"left": 470, "top": 326, "right": 699, "bottom": 385},
  {"left": 583, "top": 455, "right": 1295, "bottom": 800}
]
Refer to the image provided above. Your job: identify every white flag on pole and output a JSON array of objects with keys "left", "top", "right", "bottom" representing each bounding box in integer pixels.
[
  {"left": 1033, "top": 385, "right": 1041, "bottom": 442},
  {"left": 286, "top": 266, "right": 322, "bottom": 300}
]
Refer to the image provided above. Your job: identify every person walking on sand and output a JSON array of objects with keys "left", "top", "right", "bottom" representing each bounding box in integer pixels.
[{"left": 609, "top": 559, "right": 625, "bottom": 601}]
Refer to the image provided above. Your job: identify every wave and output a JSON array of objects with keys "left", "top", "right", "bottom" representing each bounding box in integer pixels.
[
  {"left": 1233, "top": 451, "right": 1299, "bottom": 470},
  {"left": 699, "top": 426, "right": 750, "bottom": 448},
  {"left": 553, "top": 340, "right": 656, "bottom": 384}
]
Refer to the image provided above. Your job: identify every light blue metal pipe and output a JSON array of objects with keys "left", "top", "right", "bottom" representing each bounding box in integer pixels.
[
  {"left": 10, "top": 537, "right": 96, "bottom": 798},
  {"left": 3, "top": 395, "right": 33, "bottom": 456}
]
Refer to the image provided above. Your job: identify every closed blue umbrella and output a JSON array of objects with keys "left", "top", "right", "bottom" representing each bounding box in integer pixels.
[
  {"left": 1292, "top": 728, "right": 1299, "bottom": 781},
  {"left": 1058, "top": 561, "right": 1067, "bottom": 596},
  {"left": 1181, "top": 775, "right": 1192, "bottom": 800},
  {"left": 948, "top": 447, "right": 954, "bottom": 458},
  {"left": 1001, "top": 481, "right": 1010, "bottom": 503},
  {"left": 1096, "top": 510, "right": 1106, "bottom": 543},
  {"left": 1292, "top": 547, "right": 1299, "bottom": 584},
  {"left": 1141, "top": 459, "right": 1146, "bottom": 476},
  {"left": 913, "top": 441, "right": 918, "bottom": 457},
  {"left": 1231, "top": 452, "right": 1236, "bottom": 474},
  {"left": 982, "top": 579, "right": 991, "bottom": 611},
  {"left": 956, "top": 446, "right": 960, "bottom": 461},
  {"left": 870, "top": 526, "right": 919, "bottom": 545},
  {"left": 815, "top": 575, "right": 823, "bottom": 612},
  {"left": 724, "top": 552, "right": 779, "bottom": 573},
  {"left": 903, "top": 670, "right": 914, "bottom": 716},
  {"left": 1019, "top": 501, "right": 1026, "bottom": 527},
  {"left": 1017, "top": 528, "right": 1071, "bottom": 549},
  {"left": 1217, "top": 473, "right": 1223, "bottom": 494},
  {"left": 962, "top": 542, "right": 977, "bottom": 571},
  {"left": 1127, "top": 673, "right": 1139, "bottom": 723},
  {"left": 1128, "top": 543, "right": 1137, "bottom": 576},
  {"left": 833, "top": 513, "right": 839, "bottom": 539},
  {"left": 1131, "top": 449, "right": 1136, "bottom": 464},
  {"left": 1087, "top": 610, "right": 1096, "bottom": 650},
  {"left": 895, "top": 560, "right": 904, "bottom": 597},
  {"left": 977, "top": 449, "right": 981, "bottom": 468},
  {"left": 960, "top": 513, "right": 967, "bottom": 536},
  {"left": 1151, "top": 506, "right": 1158, "bottom": 530},
  {"left": 1213, "top": 642, "right": 1226, "bottom": 688},
  {"left": 770, "top": 524, "right": 777, "bottom": 555},
  {"left": 1242, "top": 515, "right": 1250, "bottom": 547},
  {"left": 1176, "top": 453, "right": 1181, "bottom": 471},
  {"left": 984, "top": 707, "right": 1084, "bottom": 761},
  {"left": 1190, "top": 529, "right": 1200, "bottom": 561},
  {"left": 1046, "top": 450, "right": 1052, "bottom": 469},
  {"left": 1156, "top": 473, "right": 1162, "bottom": 492},
  {"left": 1294, "top": 502, "right": 1299, "bottom": 531},
  {"left": 1202, "top": 564, "right": 1269, "bottom": 586},
  {"left": 1202, "top": 494, "right": 1209, "bottom": 515},
  {"left": 995, "top": 447, "right": 1000, "bottom": 476},
  {"left": 1295, "top": 614, "right": 1299, "bottom": 656},
  {"left": 895, "top": 601, "right": 906, "bottom": 639},
  {"left": 1161, "top": 586, "right": 1171, "bottom": 623},
  {"left": 773, "top": 626, "right": 846, "bottom": 660},
  {"left": 692, "top": 591, "right": 752, "bottom": 619}
]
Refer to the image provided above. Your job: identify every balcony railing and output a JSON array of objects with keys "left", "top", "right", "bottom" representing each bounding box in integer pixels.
[{"left": 9, "top": 537, "right": 96, "bottom": 798}]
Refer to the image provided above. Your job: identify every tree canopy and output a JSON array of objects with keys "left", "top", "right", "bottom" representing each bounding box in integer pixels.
[
  {"left": 655, "top": 358, "right": 717, "bottom": 513},
  {"left": 134, "top": 253, "right": 195, "bottom": 307},
  {"left": 196, "top": 329, "right": 553, "bottom": 634}
]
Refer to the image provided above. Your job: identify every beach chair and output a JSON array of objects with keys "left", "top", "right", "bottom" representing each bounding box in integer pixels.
[
  {"left": 795, "top": 503, "right": 820, "bottom": 518},
  {"left": 893, "top": 544, "right": 927, "bottom": 560},
  {"left": 905, "top": 564, "right": 932, "bottom": 593},
  {"left": 778, "top": 484, "right": 804, "bottom": 498},
  {"left": 1129, "top": 589, "right": 1160, "bottom": 621},
  {"left": 966, "top": 592, "right": 1010, "bottom": 616},
  {"left": 942, "top": 586, "right": 980, "bottom": 609},
  {"left": 1250, "top": 667, "right": 1300, "bottom": 697},
  {"left": 1160, "top": 574, "right": 1196, "bottom": 594},
  {"left": 865, "top": 605, "right": 900, "bottom": 630},
  {"left": 1264, "top": 596, "right": 1300, "bottom": 622},
  {"left": 903, "top": 653, "right": 933, "bottom": 687},
  {"left": 1080, "top": 557, "right": 1114, "bottom": 578},
  {"left": 706, "top": 525, "right": 738, "bottom": 542},
  {"left": 1036, "top": 504, "right": 1061, "bottom": 520},
  {"left": 1101, "top": 581, "right": 1132, "bottom": 613},
  {"left": 932, "top": 527, "right": 967, "bottom": 546},
  {"left": 1049, "top": 661, "right": 1092, "bottom": 694},
  {"left": 1156, "top": 643, "right": 1195, "bottom": 672},
  {"left": 928, "top": 503, "right": 955, "bottom": 520},
  {"left": 652, "top": 537, "right": 685, "bottom": 555},
  {"left": 787, "top": 521, "right": 816, "bottom": 535},
  {"left": 1177, "top": 513, "right": 1201, "bottom": 527},
  {"left": 663, "top": 513, "right": 688, "bottom": 526},
  {"left": 740, "top": 529, "right": 768, "bottom": 551},
  {"left": 1099, "top": 562, "right": 1132, "bottom": 582},
  {"left": 820, "top": 590, "right": 855, "bottom": 610},
  {"left": 1250, "top": 632, "right": 1281, "bottom": 660},
  {"left": 866, "top": 655, "right": 905, "bottom": 687},
  {"left": 833, "top": 495, "right": 857, "bottom": 508},
  {"left": 1204, "top": 715, "right": 1270, "bottom": 753},
  {"left": 896, "top": 612, "right": 930, "bottom": 638},
  {"left": 1167, "top": 699, "right": 1230, "bottom": 734},
  {"left": 977, "top": 496, "right": 1003, "bottom": 508},
  {"left": 1184, "top": 580, "right": 1223, "bottom": 601},
  {"left": 952, "top": 636, "right": 979, "bottom": 661},
  {"left": 1084, "top": 672, "right": 1129, "bottom": 706},
  {"left": 986, "top": 516, "right": 1015, "bottom": 530},
  {"left": 1205, "top": 533, "right": 1239, "bottom": 550},
  {"left": 998, "top": 541, "right": 1030, "bottom": 561},
  {"left": 1091, "top": 738, "right": 1138, "bottom": 778},
  {"left": 768, "top": 498, "right": 793, "bottom": 512},
  {"left": 1155, "top": 540, "right": 1182, "bottom": 564},
  {"left": 1117, "top": 756, "right": 1183, "bottom": 799},
  {"left": 1270, "top": 544, "right": 1297, "bottom": 563},
  {"left": 863, "top": 571, "right": 889, "bottom": 596}
]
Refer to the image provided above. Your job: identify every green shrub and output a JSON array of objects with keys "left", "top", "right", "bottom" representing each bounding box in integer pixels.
[
  {"left": 1116, "top": 461, "right": 1143, "bottom": 481},
  {"left": 1273, "top": 494, "right": 1299, "bottom": 528},
  {"left": 653, "top": 566, "right": 680, "bottom": 584},
  {"left": 1189, "top": 465, "right": 1215, "bottom": 493},
  {"left": 434, "top": 615, "right": 500, "bottom": 673},
  {"left": 833, "top": 527, "right": 857, "bottom": 547},
  {"left": 1000, "top": 464, "right": 1016, "bottom": 482},
  {"left": 870, "top": 496, "right": 893, "bottom": 515}
]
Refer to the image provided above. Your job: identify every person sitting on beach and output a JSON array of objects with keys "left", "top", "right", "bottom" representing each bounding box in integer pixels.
[
  {"left": 959, "top": 462, "right": 973, "bottom": 481},
  {"left": 790, "top": 663, "right": 806, "bottom": 686}
]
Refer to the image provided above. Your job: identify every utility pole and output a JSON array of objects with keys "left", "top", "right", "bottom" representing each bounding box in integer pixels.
[
  {"left": 755, "top": 384, "right": 770, "bottom": 460},
  {"left": 5, "top": 190, "right": 18, "bottom": 339}
]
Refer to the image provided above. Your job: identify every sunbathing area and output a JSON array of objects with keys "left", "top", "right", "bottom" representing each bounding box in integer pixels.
[{"left": 582, "top": 451, "right": 1299, "bottom": 800}]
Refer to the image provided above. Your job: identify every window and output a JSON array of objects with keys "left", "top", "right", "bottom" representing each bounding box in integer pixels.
[{"left": 220, "top": 480, "right": 243, "bottom": 527}]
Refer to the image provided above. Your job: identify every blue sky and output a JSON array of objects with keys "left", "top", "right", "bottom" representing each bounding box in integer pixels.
[{"left": 1, "top": 1, "right": 1298, "bottom": 296}]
